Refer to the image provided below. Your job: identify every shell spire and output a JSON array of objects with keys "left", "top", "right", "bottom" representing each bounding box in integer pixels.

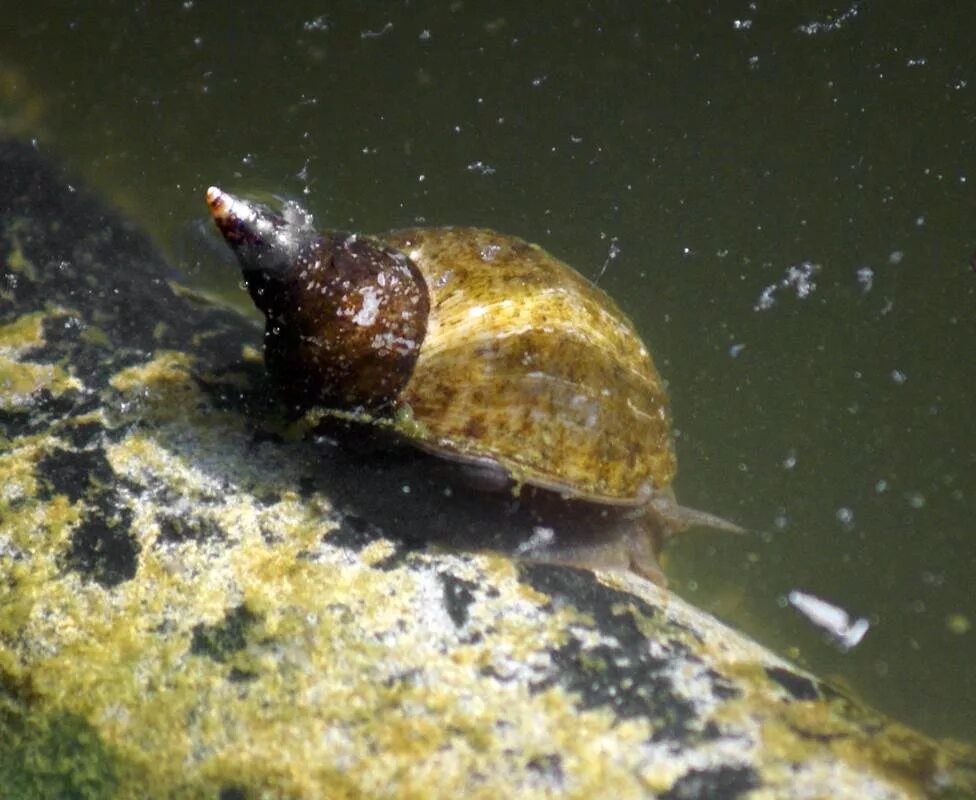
[
  {"left": 205, "top": 186, "right": 430, "bottom": 410},
  {"left": 205, "top": 186, "right": 317, "bottom": 281}
]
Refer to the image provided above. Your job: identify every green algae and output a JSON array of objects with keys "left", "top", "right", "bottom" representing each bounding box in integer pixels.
[
  {"left": 0, "top": 694, "right": 122, "bottom": 800},
  {"left": 2, "top": 220, "right": 37, "bottom": 283}
]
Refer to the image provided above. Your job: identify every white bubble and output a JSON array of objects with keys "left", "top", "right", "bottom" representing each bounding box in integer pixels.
[{"left": 856, "top": 266, "right": 874, "bottom": 292}]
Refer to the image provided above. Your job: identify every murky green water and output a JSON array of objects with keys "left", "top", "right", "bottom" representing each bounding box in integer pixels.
[{"left": 2, "top": 1, "right": 973, "bottom": 742}]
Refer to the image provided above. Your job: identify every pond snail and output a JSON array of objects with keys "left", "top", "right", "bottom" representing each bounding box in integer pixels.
[{"left": 206, "top": 186, "right": 741, "bottom": 584}]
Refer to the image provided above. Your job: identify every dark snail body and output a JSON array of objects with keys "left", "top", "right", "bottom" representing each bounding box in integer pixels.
[{"left": 206, "top": 187, "right": 739, "bottom": 583}]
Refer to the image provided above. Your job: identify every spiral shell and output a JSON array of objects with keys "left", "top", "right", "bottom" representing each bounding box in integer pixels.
[{"left": 206, "top": 186, "right": 675, "bottom": 505}]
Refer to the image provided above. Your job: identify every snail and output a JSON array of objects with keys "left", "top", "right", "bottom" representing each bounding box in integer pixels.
[{"left": 205, "top": 187, "right": 741, "bottom": 584}]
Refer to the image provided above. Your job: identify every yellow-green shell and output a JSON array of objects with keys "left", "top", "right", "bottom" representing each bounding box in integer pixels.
[{"left": 383, "top": 227, "right": 676, "bottom": 505}]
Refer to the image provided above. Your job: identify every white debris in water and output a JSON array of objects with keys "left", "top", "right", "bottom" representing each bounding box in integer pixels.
[
  {"left": 856, "top": 266, "right": 874, "bottom": 292},
  {"left": 516, "top": 526, "right": 556, "bottom": 555},
  {"left": 729, "top": 343, "right": 746, "bottom": 358},
  {"left": 796, "top": 2, "right": 860, "bottom": 35},
  {"left": 889, "top": 250, "right": 904, "bottom": 264},
  {"left": 754, "top": 260, "right": 821, "bottom": 311},
  {"left": 788, "top": 590, "right": 870, "bottom": 649},
  {"left": 595, "top": 236, "right": 621, "bottom": 281},
  {"left": 361, "top": 22, "right": 393, "bottom": 39},
  {"left": 466, "top": 161, "right": 496, "bottom": 175},
  {"left": 303, "top": 15, "right": 331, "bottom": 32},
  {"left": 835, "top": 507, "right": 854, "bottom": 527},
  {"left": 891, "top": 369, "right": 907, "bottom": 384},
  {"left": 907, "top": 491, "right": 927, "bottom": 509}
]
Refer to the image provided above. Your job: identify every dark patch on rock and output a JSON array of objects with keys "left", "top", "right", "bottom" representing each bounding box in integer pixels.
[
  {"left": 370, "top": 547, "right": 415, "bottom": 572},
  {"left": 156, "top": 511, "right": 224, "bottom": 544},
  {"left": 521, "top": 562, "right": 662, "bottom": 625},
  {"left": 0, "top": 408, "right": 34, "bottom": 440},
  {"left": 526, "top": 752, "right": 564, "bottom": 784},
  {"left": 253, "top": 491, "right": 281, "bottom": 507},
  {"left": 3, "top": 389, "right": 84, "bottom": 438},
  {"left": 36, "top": 447, "right": 115, "bottom": 503},
  {"left": 194, "top": 364, "right": 268, "bottom": 414},
  {"left": 298, "top": 475, "right": 319, "bottom": 499},
  {"left": 439, "top": 572, "right": 477, "bottom": 628},
  {"left": 64, "top": 492, "right": 139, "bottom": 587},
  {"left": 524, "top": 566, "right": 697, "bottom": 733},
  {"left": 660, "top": 765, "right": 760, "bottom": 800},
  {"left": 61, "top": 420, "right": 105, "bottom": 448},
  {"left": 766, "top": 666, "right": 821, "bottom": 702},
  {"left": 324, "top": 512, "right": 377, "bottom": 552},
  {"left": 227, "top": 668, "right": 259, "bottom": 684},
  {"left": 544, "top": 637, "right": 694, "bottom": 734},
  {"left": 218, "top": 786, "right": 249, "bottom": 800},
  {"left": 705, "top": 668, "right": 742, "bottom": 701},
  {"left": 190, "top": 605, "right": 259, "bottom": 663}
]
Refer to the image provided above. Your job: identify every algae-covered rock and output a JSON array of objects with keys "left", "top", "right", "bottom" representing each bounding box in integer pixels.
[{"left": 0, "top": 138, "right": 973, "bottom": 799}]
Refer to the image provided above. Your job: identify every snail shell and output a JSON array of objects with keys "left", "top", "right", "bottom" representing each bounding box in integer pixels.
[{"left": 206, "top": 187, "right": 740, "bottom": 582}]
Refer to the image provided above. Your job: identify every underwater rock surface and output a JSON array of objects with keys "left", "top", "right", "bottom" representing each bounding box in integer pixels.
[{"left": 0, "top": 138, "right": 973, "bottom": 799}]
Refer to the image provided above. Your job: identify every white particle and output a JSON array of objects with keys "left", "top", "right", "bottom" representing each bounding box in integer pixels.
[
  {"left": 754, "top": 260, "right": 820, "bottom": 311},
  {"left": 466, "top": 160, "right": 496, "bottom": 175},
  {"left": 516, "top": 526, "right": 556, "bottom": 554},
  {"left": 907, "top": 491, "right": 926, "bottom": 509},
  {"left": 788, "top": 590, "right": 870, "bottom": 649},
  {"left": 352, "top": 287, "right": 380, "bottom": 326},
  {"left": 480, "top": 244, "right": 502, "bottom": 262}
]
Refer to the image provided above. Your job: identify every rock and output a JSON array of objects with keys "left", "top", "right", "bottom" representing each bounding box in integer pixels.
[{"left": 0, "top": 138, "right": 973, "bottom": 799}]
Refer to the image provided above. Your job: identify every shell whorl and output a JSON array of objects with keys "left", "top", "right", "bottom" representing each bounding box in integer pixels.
[{"left": 206, "top": 188, "right": 430, "bottom": 410}]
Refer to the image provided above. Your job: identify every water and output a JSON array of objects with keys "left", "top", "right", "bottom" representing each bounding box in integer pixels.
[{"left": 2, "top": 1, "right": 974, "bottom": 742}]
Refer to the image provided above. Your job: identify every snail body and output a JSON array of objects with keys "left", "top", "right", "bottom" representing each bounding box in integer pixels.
[{"left": 206, "top": 187, "right": 739, "bottom": 583}]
